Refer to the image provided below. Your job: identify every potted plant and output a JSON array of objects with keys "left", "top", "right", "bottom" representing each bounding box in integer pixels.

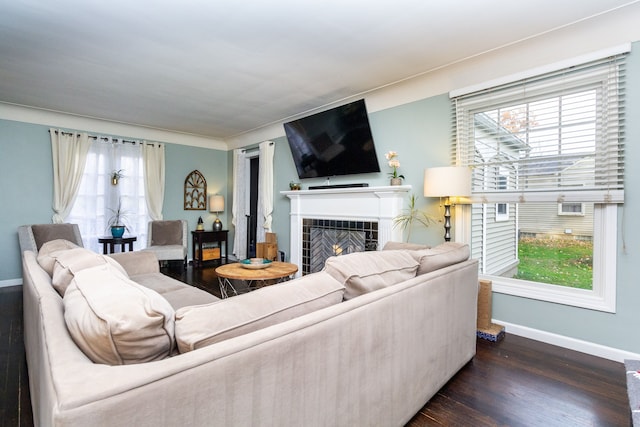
[
  {"left": 385, "top": 151, "right": 405, "bottom": 185},
  {"left": 111, "top": 169, "right": 124, "bottom": 186},
  {"left": 106, "top": 199, "right": 131, "bottom": 238},
  {"left": 393, "top": 193, "right": 436, "bottom": 242}
]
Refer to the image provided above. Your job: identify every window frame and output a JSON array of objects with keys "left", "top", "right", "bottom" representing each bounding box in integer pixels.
[
  {"left": 495, "top": 168, "right": 509, "bottom": 221},
  {"left": 67, "top": 139, "right": 150, "bottom": 253},
  {"left": 451, "top": 48, "right": 626, "bottom": 314},
  {"left": 558, "top": 202, "right": 585, "bottom": 216},
  {"left": 458, "top": 203, "right": 616, "bottom": 312}
]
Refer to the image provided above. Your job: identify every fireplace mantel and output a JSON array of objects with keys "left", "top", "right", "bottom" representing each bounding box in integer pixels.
[{"left": 282, "top": 185, "right": 411, "bottom": 274}]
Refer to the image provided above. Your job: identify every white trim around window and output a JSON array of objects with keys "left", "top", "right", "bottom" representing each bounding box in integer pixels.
[
  {"left": 458, "top": 204, "right": 617, "bottom": 313},
  {"left": 558, "top": 202, "right": 585, "bottom": 216}
]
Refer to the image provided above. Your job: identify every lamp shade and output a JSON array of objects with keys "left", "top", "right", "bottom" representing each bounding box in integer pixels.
[
  {"left": 423, "top": 166, "right": 471, "bottom": 198},
  {"left": 209, "top": 195, "right": 224, "bottom": 213}
]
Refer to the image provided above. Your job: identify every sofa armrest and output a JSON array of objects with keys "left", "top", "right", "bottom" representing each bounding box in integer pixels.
[{"left": 107, "top": 251, "right": 160, "bottom": 276}]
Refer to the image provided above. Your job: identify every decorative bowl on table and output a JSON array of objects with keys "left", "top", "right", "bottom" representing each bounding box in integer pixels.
[{"left": 240, "top": 258, "right": 273, "bottom": 269}]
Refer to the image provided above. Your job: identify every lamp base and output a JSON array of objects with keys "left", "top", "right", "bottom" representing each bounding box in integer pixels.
[
  {"left": 443, "top": 203, "right": 452, "bottom": 242},
  {"left": 213, "top": 218, "right": 223, "bottom": 231}
]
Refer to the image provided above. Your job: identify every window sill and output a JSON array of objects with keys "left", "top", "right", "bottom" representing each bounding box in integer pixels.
[{"left": 485, "top": 275, "right": 616, "bottom": 313}]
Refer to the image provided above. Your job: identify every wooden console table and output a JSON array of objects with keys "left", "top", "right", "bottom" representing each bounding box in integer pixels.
[{"left": 192, "top": 230, "right": 228, "bottom": 267}]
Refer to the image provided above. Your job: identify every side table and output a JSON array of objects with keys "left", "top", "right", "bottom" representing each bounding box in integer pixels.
[
  {"left": 98, "top": 236, "right": 137, "bottom": 254},
  {"left": 192, "top": 230, "right": 228, "bottom": 267}
]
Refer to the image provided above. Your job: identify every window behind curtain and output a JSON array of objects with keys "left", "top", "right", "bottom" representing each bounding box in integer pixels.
[
  {"left": 68, "top": 138, "right": 149, "bottom": 253},
  {"left": 451, "top": 48, "right": 626, "bottom": 312}
]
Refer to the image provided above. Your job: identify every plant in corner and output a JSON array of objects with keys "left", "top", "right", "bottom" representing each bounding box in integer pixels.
[
  {"left": 385, "top": 151, "right": 405, "bottom": 185},
  {"left": 106, "top": 199, "right": 131, "bottom": 238},
  {"left": 393, "top": 193, "right": 436, "bottom": 242}
]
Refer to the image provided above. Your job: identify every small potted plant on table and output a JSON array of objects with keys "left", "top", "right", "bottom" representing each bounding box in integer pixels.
[{"left": 107, "top": 199, "right": 131, "bottom": 238}]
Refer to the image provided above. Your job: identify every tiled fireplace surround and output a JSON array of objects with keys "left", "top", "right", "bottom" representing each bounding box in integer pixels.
[{"left": 283, "top": 185, "right": 411, "bottom": 276}]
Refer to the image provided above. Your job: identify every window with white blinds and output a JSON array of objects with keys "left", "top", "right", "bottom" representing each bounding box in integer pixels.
[
  {"left": 452, "top": 52, "right": 627, "bottom": 204},
  {"left": 449, "top": 48, "right": 628, "bottom": 312}
]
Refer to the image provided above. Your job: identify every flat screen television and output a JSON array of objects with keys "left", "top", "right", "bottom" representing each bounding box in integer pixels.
[{"left": 284, "top": 99, "right": 381, "bottom": 179}]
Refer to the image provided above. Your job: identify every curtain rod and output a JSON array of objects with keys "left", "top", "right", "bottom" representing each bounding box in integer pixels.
[
  {"left": 242, "top": 141, "right": 274, "bottom": 153},
  {"left": 49, "top": 129, "right": 157, "bottom": 146}
]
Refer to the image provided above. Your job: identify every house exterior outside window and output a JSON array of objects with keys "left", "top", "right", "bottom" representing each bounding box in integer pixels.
[
  {"left": 558, "top": 202, "right": 585, "bottom": 216},
  {"left": 451, "top": 48, "right": 627, "bottom": 313}
]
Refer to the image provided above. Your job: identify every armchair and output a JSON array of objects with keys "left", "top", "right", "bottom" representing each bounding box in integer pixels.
[
  {"left": 18, "top": 223, "right": 84, "bottom": 254},
  {"left": 142, "top": 220, "right": 188, "bottom": 268}
]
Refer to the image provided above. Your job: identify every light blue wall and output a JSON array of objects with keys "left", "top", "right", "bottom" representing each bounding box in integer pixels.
[
  {"left": 0, "top": 120, "right": 53, "bottom": 281},
  {"left": 267, "top": 94, "right": 453, "bottom": 260},
  {"left": 0, "top": 120, "right": 228, "bottom": 280},
  {"left": 163, "top": 142, "right": 229, "bottom": 234}
]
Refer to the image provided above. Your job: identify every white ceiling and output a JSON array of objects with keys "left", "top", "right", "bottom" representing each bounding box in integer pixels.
[{"left": 0, "top": 0, "right": 637, "bottom": 142}]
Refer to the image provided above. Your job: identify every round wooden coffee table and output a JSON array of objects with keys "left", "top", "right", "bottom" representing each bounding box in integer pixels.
[{"left": 215, "top": 261, "right": 298, "bottom": 298}]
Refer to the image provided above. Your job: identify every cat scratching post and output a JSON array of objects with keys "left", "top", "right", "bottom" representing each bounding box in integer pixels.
[{"left": 477, "top": 279, "right": 505, "bottom": 342}]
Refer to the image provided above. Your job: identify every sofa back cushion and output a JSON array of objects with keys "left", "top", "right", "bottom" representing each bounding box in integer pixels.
[
  {"left": 323, "top": 250, "right": 419, "bottom": 300},
  {"left": 412, "top": 243, "right": 470, "bottom": 275},
  {"left": 63, "top": 263, "right": 175, "bottom": 365},
  {"left": 31, "top": 224, "right": 81, "bottom": 250},
  {"left": 382, "top": 241, "right": 431, "bottom": 251},
  {"left": 174, "top": 271, "right": 344, "bottom": 353}
]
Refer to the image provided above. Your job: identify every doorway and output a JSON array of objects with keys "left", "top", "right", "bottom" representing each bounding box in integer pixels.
[{"left": 246, "top": 156, "right": 259, "bottom": 257}]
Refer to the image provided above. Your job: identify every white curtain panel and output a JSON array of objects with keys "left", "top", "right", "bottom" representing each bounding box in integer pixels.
[
  {"left": 142, "top": 141, "right": 165, "bottom": 220},
  {"left": 256, "top": 141, "right": 275, "bottom": 243},
  {"left": 66, "top": 138, "right": 150, "bottom": 252},
  {"left": 232, "top": 149, "right": 247, "bottom": 260},
  {"left": 50, "top": 129, "right": 91, "bottom": 223}
]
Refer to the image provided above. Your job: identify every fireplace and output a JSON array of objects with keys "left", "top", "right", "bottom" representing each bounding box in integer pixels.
[
  {"left": 283, "top": 185, "right": 411, "bottom": 276},
  {"left": 303, "top": 219, "right": 378, "bottom": 274}
]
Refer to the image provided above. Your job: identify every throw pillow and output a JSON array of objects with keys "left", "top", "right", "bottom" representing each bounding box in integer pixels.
[
  {"left": 174, "top": 271, "right": 345, "bottom": 353},
  {"left": 323, "top": 250, "right": 419, "bottom": 300},
  {"left": 50, "top": 247, "right": 129, "bottom": 296},
  {"left": 412, "top": 242, "right": 470, "bottom": 275},
  {"left": 64, "top": 263, "right": 175, "bottom": 365},
  {"left": 36, "top": 239, "right": 80, "bottom": 276}
]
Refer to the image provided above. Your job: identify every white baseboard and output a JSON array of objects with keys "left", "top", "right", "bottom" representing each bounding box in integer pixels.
[
  {"left": 0, "top": 279, "right": 22, "bottom": 288},
  {"left": 497, "top": 319, "right": 640, "bottom": 363}
]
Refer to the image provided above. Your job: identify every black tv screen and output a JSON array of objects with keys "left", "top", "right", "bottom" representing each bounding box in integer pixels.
[{"left": 284, "top": 99, "right": 381, "bottom": 179}]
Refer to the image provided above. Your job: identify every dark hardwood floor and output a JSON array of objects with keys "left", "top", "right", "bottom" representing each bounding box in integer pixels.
[{"left": 2, "top": 262, "right": 631, "bottom": 426}]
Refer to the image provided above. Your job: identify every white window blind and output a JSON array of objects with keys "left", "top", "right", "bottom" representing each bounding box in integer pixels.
[{"left": 451, "top": 52, "right": 627, "bottom": 204}]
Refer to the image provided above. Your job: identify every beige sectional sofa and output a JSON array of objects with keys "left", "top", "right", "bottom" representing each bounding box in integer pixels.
[{"left": 20, "top": 232, "right": 479, "bottom": 427}]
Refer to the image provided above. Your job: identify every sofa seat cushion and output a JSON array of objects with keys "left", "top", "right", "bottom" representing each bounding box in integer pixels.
[
  {"left": 412, "top": 243, "right": 470, "bottom": 275},
  {"left": 63, "top": 263, "right": 175, "bottom": 365},
  {"left": 132, "top": 273, "right": 219, "bottom": 309},
  {"left": 323, "top": 250, "right": 419, "bottom": 300},
  {"left": 174, "top": 271, "right": 345, "bottom": 353}
]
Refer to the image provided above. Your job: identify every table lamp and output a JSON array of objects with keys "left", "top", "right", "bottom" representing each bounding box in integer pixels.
[
  {"left": 209, "top": 195, "right": 224, "bottom": 231},
  {"left": 423, "top": 166, "right": 471, "bottom": 242}
]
